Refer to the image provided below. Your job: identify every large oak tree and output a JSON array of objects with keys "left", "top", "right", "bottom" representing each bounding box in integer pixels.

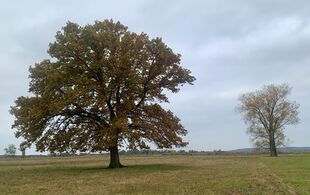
[
  {"left": 10, "top": 20, "right": 195, "bottom": 168},
  {"left": 237, "top": 84, "right": 299, "bottom": 157}
]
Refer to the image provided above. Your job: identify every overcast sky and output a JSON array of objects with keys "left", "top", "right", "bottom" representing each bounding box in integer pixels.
[{"left": 1, "top": 0, "right": 310, "bottom": 154}]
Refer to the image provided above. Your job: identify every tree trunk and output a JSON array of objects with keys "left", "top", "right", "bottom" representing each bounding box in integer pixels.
[
  {"left": 108, "top": 146, "right": 123, "bottom": 168},
  {"left": 269, "top": 135, "right": 278, "bottom": 157}
]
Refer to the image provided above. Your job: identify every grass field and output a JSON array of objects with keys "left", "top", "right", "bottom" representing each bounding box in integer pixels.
[{"left": 0, "top": 154, "right": 309, "bottom": 194}]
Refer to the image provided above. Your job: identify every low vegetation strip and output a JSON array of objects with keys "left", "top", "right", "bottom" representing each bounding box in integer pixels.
[
  {"left": 262, "top": 154, "right": 310, "bottom": 194},
  {"left": 0, "top": 154, "right": 308, "bottom": 194}
]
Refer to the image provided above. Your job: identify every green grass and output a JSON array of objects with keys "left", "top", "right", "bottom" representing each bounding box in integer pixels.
[
  {"left": 0, "top": 154, "right": 309, "bottom": 194},
  {"left": 262, "top": 154, "right": 310, "bottom": 194}
]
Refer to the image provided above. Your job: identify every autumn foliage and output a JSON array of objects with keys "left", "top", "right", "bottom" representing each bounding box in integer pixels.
[
  {"left": 10, "top": 20, "right": 195, "bottom": 168},
  {"left": 237, "top": 84, "right": 299, "bottom": 157}
]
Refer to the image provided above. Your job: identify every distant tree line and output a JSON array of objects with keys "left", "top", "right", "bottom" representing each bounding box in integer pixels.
[
  {"left": 46, "top": 149, "right": 236, "bottom": 156},
  {"left": 2, "top": 144, "right": 26, "bottom": 158}
]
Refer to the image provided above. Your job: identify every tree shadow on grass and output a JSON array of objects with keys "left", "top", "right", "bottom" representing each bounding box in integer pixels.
[
  {"left": 80, "top": 163, "right": 188, "bottom": 172},
  {"left": 19, "top": 163, "right": 188, "bottom": 175}
]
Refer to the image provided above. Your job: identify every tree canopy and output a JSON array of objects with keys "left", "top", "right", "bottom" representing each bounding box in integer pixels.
[
  {"left": 10, "top": 20, "right": 195, "bottom": 167},
  {"left": 237, "top": 84, "right": 299, "bottom": 156}
]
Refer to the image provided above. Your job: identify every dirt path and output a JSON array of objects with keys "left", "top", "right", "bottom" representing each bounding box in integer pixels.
[{"left": 250, "top": 161, "right": 296, "bottom": 195}]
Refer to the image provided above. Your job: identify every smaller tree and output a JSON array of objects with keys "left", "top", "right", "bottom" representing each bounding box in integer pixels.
[
  {"left": 237, "top": 84, "right": 299, "bottom": 157},
  {"left": 4, "top": 144, "right": 17, "bottom": 157}
]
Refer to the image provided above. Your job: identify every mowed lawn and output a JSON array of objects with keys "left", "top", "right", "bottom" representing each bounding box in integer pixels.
[{"left": 0, "top": 154, "right": 309, "bottom": 194}]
